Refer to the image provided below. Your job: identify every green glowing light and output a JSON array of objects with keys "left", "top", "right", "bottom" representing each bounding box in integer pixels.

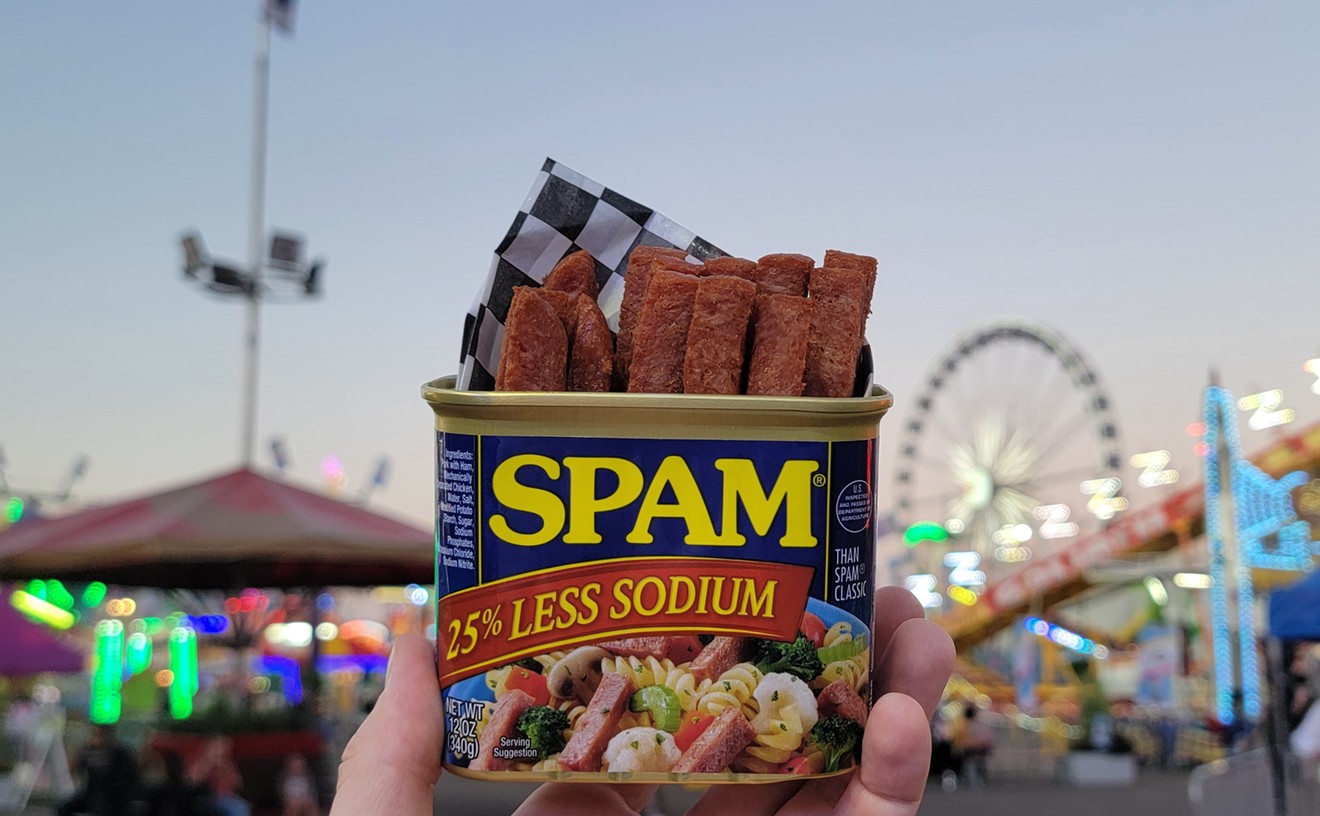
[
  {"left": 10, "top": 590, "right": 76, "bottom": 630},
  {"left": 168, "top": 627, "right": 198, "bottom": 720},
  {"left": 90, "top": 620, "right": 125, "bottom": 725},
  {"left": 81, "top": 581, "right": 108, "bottom": 608},
  {"left": 46, "top": 580, "right": 75, "bottom": 611},
  {"left": 3, "top": 496, "right": 24, "bottom": 523},
  {"left": 902, "top": 521, "right": 950, "bottom": 547},
  {"left": 126, "top": 632, "right": 153, "bottom": 676}
]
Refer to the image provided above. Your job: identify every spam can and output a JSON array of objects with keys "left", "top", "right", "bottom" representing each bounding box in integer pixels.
[{"left": 423, "top": 376, "right": 892, "bottom": 782}]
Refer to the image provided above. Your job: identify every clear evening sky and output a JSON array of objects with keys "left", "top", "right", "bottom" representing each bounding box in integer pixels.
[{"left": 2, "top": 2, "right": 1317, "bottom": 530}]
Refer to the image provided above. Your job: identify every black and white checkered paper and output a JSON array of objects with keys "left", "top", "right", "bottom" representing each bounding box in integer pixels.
[
  {"left": 456, "top": 158, "right": 875, "bottom": 395},
  {"left": 457, "top": 159, "right": 726, "bottom": 391}
]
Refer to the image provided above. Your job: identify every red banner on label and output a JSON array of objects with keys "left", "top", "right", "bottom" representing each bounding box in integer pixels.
[{"left": 438, "top": 556, "right": 814, "bottom": 686}]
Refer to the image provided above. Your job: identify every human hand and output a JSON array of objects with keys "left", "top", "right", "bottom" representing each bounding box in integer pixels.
[
  {"left": 330, "top": 632, "right": 443, "bottom": 815},
  {"left": 331, "top": 586, "right": 955, "bottom": 816}
]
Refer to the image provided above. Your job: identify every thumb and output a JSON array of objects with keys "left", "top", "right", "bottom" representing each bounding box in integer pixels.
[{"left": 331, "top": 633, "right": 444, "bottom": 816}]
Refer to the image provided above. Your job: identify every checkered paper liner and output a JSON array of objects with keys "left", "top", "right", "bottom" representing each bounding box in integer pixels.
[
  {"left": 456, "top": 158, "right": 873, "bottom": 394},
  {"left": 456, "top": 159, "right": 726, "bottom": 391}
]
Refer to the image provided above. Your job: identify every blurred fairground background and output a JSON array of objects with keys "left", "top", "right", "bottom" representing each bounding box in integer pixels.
[{"left": 4, "top": 1, "right": 1320, "bottom": 814}]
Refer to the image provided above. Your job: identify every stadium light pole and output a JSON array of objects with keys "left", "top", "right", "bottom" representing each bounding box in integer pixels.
[
  {"left": 240, "top": 7, "right": 271, "bottom": 470},
  {"left": 178, "top": 2, "right": 322, "bottom": 468}
]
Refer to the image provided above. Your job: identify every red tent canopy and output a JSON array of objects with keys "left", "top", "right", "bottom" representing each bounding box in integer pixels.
[
  {"left": 0, "top": 601, "right": 85, "bottom": 676},
  {"left": 0, "top": 468, "right": 432, "bottom": 589}
]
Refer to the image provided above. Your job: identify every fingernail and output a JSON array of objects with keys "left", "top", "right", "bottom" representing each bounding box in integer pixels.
[{"left": 385, "top": 643, "right": 399, "bottom": 687}]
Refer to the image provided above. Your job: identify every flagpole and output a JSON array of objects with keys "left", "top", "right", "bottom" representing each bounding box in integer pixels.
[{"left": 242, "top": 6, "right": 271, "bottom": 468}]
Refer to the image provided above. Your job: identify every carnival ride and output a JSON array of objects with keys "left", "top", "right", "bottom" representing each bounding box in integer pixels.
[
  {"left": 935, "top": 413, "right": 1320, "bottom": 653},
  {"left": 888, "top": 317, "right": 1320, "bottom": 654},
  {"left": 894, "top": 318, "right": 1124, "bottom": 585}
]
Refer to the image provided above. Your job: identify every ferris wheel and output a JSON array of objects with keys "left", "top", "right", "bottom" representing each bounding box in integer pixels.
[{"left": 893, "top": 318, "right": 1124, "bottom": 580}]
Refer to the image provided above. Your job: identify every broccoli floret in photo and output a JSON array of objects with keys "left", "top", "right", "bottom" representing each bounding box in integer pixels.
[
  {"left": 810, "top": 714, "right": 864, "bottom": 772},
  {"left": 753, "top": 633, "right": 825, "bottom": 682},
  {"left": 516, "top": 705, "right": 571, "bottom": 759}
]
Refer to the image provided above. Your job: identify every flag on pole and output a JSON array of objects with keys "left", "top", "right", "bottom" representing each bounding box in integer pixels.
[{"left": 265, "top": 0, "right": 295, "bottom": 36}]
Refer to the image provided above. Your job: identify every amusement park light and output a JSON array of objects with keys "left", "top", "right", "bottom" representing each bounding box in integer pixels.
[
  {"left": 1305, "top": 358, "right": 1320, "bottom": 395},
  {"left": 902, "top": 521, "right": 949, "bottom": 547},
  {"left": 1143, "top": 576, "right": 1169, "bottom": 606},
  {"left": 1022, "top": 616, "right": 1109, "bottom": 660},
  {"left": 994, "top": 545, "right": 1033, "bottom": 563},
  {"left": 3, "top": 496, "right": 24, "bottom": 524},
  {"left": 406, "top": 583, "right": 429, "bottom": 606},
  {"left": 90, "top": 620, "right": 125, "bottom": 724},
  {"left": 903, "top": 574, "right": 943, "bottom": 609},
  {"left": 126, "top": 632, "right": 152, "bottom": 676},
  {"left": 81, "top": 582, "right": 107, "bottom": 608},
  {"left": 1173, "top": 572, "right": 1214, "bottom": 589},
  {"left": 1237, "top": 389, "right": 1295, "bottom": 430},
  {"left": 1199, "top": 384, "right": 1312, "bottom": 723},
  {"left": 265, "top": 622, "right": 314, "bottom": 648},
  {"left": 10, "top": 590, "right": 76, "bottom": 630},
  {"left": 1081, "top": 477, "right": 1128, "bottom": 520},
  {"left": 947, "top": 585, "right": 979, "bottom": 606},
  {"left": 1130, "top": 450, "right": 1180, "bottom": 488},
  {"left": 184, "top": 615, "right": 229, "bottom": 634},
  {"left": 943, "top": 551, "right": 986, "bottom": 586},
  {"left": 1033, "top": 503, "right": 1079, "bottom": 539},
  {"left": 991, "top": 523, "right": 1033, "bottom": 544},
  {"left": 168, "top": 626, "right": 199, "bottom": 720}
]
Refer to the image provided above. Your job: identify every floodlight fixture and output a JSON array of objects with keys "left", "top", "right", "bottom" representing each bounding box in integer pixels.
[
  {"left": 304, "top": 260, "right": 324, "bottom": 296},
  {"left": 209, "top": 264, "right": 253, "bottom": 294},
  {"left": 181, "top": 232, "right": 208, "bottom": 277},
  {"left": 268, "top": 231, "right": 304, "bottom": 273}
]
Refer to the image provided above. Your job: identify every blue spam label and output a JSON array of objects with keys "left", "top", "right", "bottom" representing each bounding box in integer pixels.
[{"left": 436, "top": 432, "right": 876, "bottom": 778}]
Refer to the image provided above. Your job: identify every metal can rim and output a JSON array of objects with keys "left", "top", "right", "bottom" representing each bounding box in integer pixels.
[{"left": 421, "top": 375, "right": 894, "bottom": 417}]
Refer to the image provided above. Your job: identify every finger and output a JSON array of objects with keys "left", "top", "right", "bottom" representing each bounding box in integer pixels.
[
  {"left": 871, "top": 585, "right": 924, "bottom": 680},
  {"left": 876, "top": 618, "right": 955, "bottom": 719},
  {"left": 514, "top": 782, "right": 659, "bottom": 815},
  {"left": 331, "top": 634, "right": 443, "bottom": 816},
  {"left": 832, "top": 693, "right": 931, "bottom": 816}
]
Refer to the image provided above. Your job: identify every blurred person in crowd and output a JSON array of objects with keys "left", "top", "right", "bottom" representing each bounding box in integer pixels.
[
  {"left": 1073, "top": 659, "right": 1114, "bottom": 751},
  {"left": 1290, "top": 696, "right": 1320, "bottom": 761},
  {"left": 190, "top": 737, "right": 250, "bottom": 816},
  {"left": 329, "top": 586, "right": 957, "bottom": 816},
  {"left": 957, "top": 706, "right": 995, "bottom": 787},
  {"left": 1287, "top": 643, "right": 1317, "bottom": 730},
  {"left": 58, "top": 723, "right": 140, "bottom": 816},
  {"left": 930, "top": 704, "right": 960, "bottom": 790},
  {"left": 141, "top": 748, "right": 218, "bottom": 816},
  {"left": 280, "top": 753, "right": 320, "bottom": 816}
]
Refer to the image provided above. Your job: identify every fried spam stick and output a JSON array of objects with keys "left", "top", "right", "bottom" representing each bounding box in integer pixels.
[
  {"left": 495, "top": 288, "right": 568, "bottom": 391},
  {"left": 533, "top": 288, "right": 579, "bottom": 335},
  {"left": 683, "top": 274, "right": 757, "bottom": 395},
  {"left": 614, "top": 247, "right": 693, "bottom": 389},
  {"left": 746, "top": 294, "right": 811, "bottom": 396},
  {"left": 542, "top": 249, "right": 600, "bottom": 300},
  {"left": 699, "top": 256, "right": 758, "bottom": 284},
  {"left": 569, "top": 294, "right": 613, "bottom": 392},
  {"left": 821, "top": 249, "right": 876, "bottom": 334},
  {"left": 627, "top": 270, "right": 700, "bottom": 394},
  {"left": 803, "top": 267, "right": 868, "bottom": 398},
  {"left": 756, "top": 253, "right": 813, "bottom": 297}
]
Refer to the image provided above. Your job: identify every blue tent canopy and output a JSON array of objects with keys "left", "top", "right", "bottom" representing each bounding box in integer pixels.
[{"left": 1269, "top": 569, "right": 1320, "bottom": 640}]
